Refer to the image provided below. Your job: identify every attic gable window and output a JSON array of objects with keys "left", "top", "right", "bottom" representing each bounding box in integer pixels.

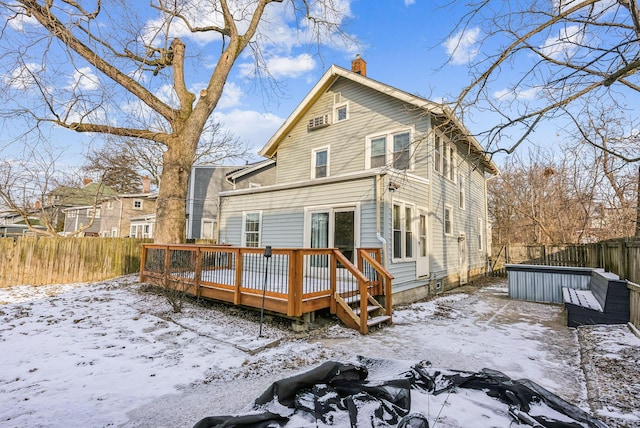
[
  {"left": 333, "top": 92, "right": 348, "bottom": 123},
  {"left": 133, "top": 199, "right": 143, "bottom": 210}
]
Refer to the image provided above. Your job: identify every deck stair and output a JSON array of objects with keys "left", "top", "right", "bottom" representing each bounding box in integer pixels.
[{"left": 334, "top": 289, "right": 391, "bottom": 334}]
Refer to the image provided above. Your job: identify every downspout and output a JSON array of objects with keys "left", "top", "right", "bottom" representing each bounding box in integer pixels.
[{"left": 375, "top": 175, "right": 388, "bottom": 269}]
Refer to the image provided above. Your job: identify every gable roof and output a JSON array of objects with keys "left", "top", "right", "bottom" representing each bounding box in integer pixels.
[{"left": 259, "top": 65, "right": 498, "bottom": 175}]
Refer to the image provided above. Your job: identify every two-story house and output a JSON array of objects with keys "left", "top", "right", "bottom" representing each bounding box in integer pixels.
[
  {"left": 216, "top": 57, "right": 498, "bottom": 303},
  {"left": 99, "top": 177, "right": 157, "bottom": 238}
]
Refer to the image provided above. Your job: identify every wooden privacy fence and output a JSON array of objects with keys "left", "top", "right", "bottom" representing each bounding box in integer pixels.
[
  {"left": 490, "top": 239, "right": 640, "bottom": 284},
  {"left": 0, "top": 237, "right": 153, "bottom": 287},
  {"left": 491, "top": 239, "right": 640, "bottom": 330}
]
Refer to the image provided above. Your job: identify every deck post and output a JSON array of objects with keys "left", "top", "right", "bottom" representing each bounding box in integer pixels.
[
  {"left": 163, "top": 245, "right": 171, "bottom": 288},
  {"left": 234, "top": 248, "right": 242, "bottom": 305},
  {"left": 194, "top": 247, "right": 203, "bottom": 298},
  {"left": 359, "top": 278, "right": 368, "bottom": 334},
  {"left": 330, "top": 251, "right": 337, "bottom": 314},
  {"left": 288, "top": 250, "right": 301, "bottom": 317}
]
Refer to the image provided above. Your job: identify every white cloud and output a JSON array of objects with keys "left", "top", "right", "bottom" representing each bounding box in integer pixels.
[
  {"left": 404, "top": 0, "right": 416, "bottom": 5},
  {"left": 540, "top": 25, "right": 584, "bottom": 60},
  {"left": 4, "top": 63, "right": 43, "bottom": 90},
  {"left": 218, "top": 82, "right": 244, "bottom": 109},
  {"left": 493, "top": 87, "right": 539, "bottom": 101},
  {"left": 239, "top": 54, "right": 317, "bottom": 79},
  {"left": 68, "top": 67, "right": 100, "bottom": 91},
  {"left": 5, "top": 12, "right": 38, "bottom": 31},
  {"left": 444, "top": 27, "right": 481, "bottom": 65},
  {"left": 213, "top": 109, "right": 283, "bottom": 155}
]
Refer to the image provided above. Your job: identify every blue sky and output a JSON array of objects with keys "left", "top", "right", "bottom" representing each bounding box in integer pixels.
[{"left": 1, "top": 0, "right": 638, "bottom": 169}]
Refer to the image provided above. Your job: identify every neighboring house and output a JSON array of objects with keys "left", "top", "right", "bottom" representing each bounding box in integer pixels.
[
  {"left": 186, "top": 160, "right": 276, "bottom": 240},
  {"left": 46, "top": 179, "right": 116, "bottom": 231},
  {"left": 99, "top": 193, "right": 157, "bottom": 238},
  {"left": 98, "top": 177, "right": 157, "bottom": 238},
  {"left": 217, "top": 56, "right": 499, "bottom": 303},
  {"left": 62, "top": 205, "right": 102, "bottom": 236}
]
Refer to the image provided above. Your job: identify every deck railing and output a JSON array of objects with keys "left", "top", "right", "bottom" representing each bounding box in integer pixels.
[{"left": 140, "top": 244, "right": 392, "bottom": 332}]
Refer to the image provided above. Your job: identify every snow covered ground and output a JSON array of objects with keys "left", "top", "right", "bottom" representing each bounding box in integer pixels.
[{"left": 0, "top": 275, "right": 638, "bottom": 427}]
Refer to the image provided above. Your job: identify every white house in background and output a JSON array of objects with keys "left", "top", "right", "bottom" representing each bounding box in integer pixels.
[{"left": 217, "top": 57, "right": 498, "bottom": 303}]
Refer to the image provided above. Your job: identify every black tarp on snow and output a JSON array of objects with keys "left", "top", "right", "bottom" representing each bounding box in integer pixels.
[{"left": 194, "top": 358, "right": 608, "bottom": 428}]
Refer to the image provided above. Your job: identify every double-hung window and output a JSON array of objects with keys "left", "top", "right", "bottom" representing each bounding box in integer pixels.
[
  {"left": 392, "top": 202, "right": 415, "bottom": 260},
  {"left": 312, "top": 147, "right": 329, "bottom": 179},
  {"left": 370, "top": 136, "right": 386, "bottom": 168},
  {"left": 458, "top": 175, "right": 466, "bottom": 210},
  {"left": 434, "top": 134, "right": 457, "bottom": 182},
  {"left": 366, "top": 129, "right": 413, "bottom": 170},
  {"left": 242, "top": 212, "right": 262, "bottom": 247},
  {"left": 444, "top": 205, "right": 453, "bottom": 236},
  {"left": 393, "top": 132, "right": 411, "bottom": 170}
]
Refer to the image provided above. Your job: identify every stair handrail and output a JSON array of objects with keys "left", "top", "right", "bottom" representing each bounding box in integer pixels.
[
  {"left": 358, "top": 249, "right": 394, "bottom": 318},
  {"left": 333, "top": 249, "right": 371, "bottom": 333}
]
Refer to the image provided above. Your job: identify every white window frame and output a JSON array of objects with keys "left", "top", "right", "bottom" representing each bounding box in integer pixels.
[
  {"left": 312, "top": 146, "right": 330, "bottom": 179},
  {"left": 132, "top": 199, "right": 143, "bottom": 210},
  {"left": 241, "top": 211, "right": 262, "bottom": 248},
  {"left": 201, "top": 218, "right": 215, "bottom": 240},
  {"left": 333, "top": 93, "right": 349, "bottom": 123},
  {"left": 434, "top": 133, "right": 457, "bottom": 183},
  {"left": 86, "top": 208, "right": 101, "bottom": 218},
  {"left": 458, "top": 174, "right": 466, "bottom": 210},
  {"left": 111, "top": 227, "right": 118, "bottom": 237},
  {"left": 444, "top": 204, "right": 453, "bottom": 236},
  {"left": 392, "top": 201, "right": 416, "bottom": 262},
  {"left": 365, "top": 127, "right": 414, "bottom": 171},
  {"left": 67, "top": 210, "right": 77, "bottom": 218},
  {"left": 106, "top": 200, "right": 114, "bottom": 210}
]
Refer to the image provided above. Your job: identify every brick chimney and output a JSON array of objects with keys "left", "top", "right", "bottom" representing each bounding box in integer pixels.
[
  {"left": 351, "top": 54, "right": 366, "bottom": 76},
  {"left": 83, "top": 177, "right": 93, "bottom": 186},
  {"left": 142, "top": 176, "right": 151, "bottom": 193}
]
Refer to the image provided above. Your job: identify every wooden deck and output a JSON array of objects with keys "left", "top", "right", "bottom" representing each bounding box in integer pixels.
[{"left": 140, "top": 244, "right": 393, "bottom": 334}]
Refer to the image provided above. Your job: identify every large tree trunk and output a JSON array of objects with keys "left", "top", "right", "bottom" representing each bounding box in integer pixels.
[
  {"left": 154, "top": 135, "right": 198, "bottom": 244},
  {"left": 636, "top": 165, "right": 640, "bottom": 238}
]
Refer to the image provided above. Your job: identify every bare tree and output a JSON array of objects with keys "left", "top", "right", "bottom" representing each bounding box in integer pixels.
[
  {"left": 0, "top": 143, "right": 108, "bottom": 237},
  {"left": 447, "top": 0, "right": 640, "bottom": 157},
  {"left": 84, "top": 120, "right": 247, "bottom": 189},
  {"left": 0, "top": 1, "right": 351, "bottom": 243},
  {"left": 489, "top": 148, "right": 596, "bottom": 244}
]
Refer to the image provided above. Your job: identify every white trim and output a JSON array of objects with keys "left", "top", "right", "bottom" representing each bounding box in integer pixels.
[
  {"left": 303, "top": 203, "right": 361, "bottom": 251},
  {"left": 201, "top": 218, "right": 216, "bottom": 240},
  {"left": 365, "top": 127, "right": 415, "bottom": 171},
  {"left": 458, "top": 174, "right": 466, "bottom": 210},
  {"left": 132, "top": 199, "right": 144, "bottom": 210},
  {"left": 333, "top": 101, "right": 349, "bottom": 123},
  {"left": 311, "top": 146, "right": 330, "bottom": 179},
  {"left": 444, "top": 204, "right": 453, "bottom": 236},
  {"left": 392, "top": 201, "right": 416, "bottom": 262},
  {"left": 241, "top": 211, "right": 262, "bottom": 247}
]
